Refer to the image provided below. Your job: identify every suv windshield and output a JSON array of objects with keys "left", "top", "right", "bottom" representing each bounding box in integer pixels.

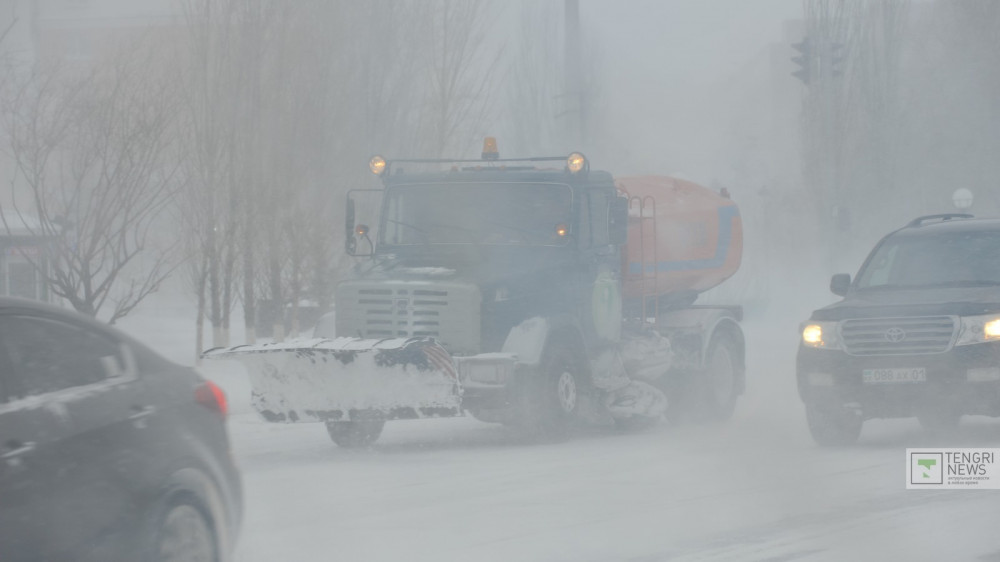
[
  {"left": 855, "top": 230, "right": 1000, "bottom": 289},
  {"left": 380, "top": 182, "right": 573, "bottom": 246}
]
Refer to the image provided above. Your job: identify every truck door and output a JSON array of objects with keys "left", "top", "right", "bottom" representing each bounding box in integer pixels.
[{"left": 579, "top": 189, "right": 623, "bottom": 343}]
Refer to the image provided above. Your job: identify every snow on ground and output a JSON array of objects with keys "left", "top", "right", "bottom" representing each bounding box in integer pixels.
[{"left": 122, "top": 292, "right": 1000, "bottom": 561}]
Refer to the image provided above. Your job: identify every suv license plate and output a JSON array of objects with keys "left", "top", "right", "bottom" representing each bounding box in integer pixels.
[{"left": 862, "top": 368, "right": 927, "bottom": 384}]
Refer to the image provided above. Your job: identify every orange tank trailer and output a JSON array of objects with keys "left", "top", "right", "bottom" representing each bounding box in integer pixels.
[{"left": 616, "top": 175, "right": 743, "bottom": 300}]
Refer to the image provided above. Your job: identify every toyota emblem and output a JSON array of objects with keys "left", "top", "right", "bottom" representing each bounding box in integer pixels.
[{"left": 885, "top": 327, "right": 906, "bottom": 343}]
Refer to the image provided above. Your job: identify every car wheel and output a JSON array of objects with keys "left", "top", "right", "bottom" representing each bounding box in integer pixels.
[
  {"left": 150, "top": 500, "right": 216, "bottom": 562},
  {"left": 325, "top": 419, "right": 385, "bottom": 448},
  {"left": 517, "top": 343, "right": 582, "bottom": 441},
  {"left": 699, "top": 333, "right": 741, "bottom": 422},
  {"left": 805, "top": 401, "right": 863, "bottom": 446}
]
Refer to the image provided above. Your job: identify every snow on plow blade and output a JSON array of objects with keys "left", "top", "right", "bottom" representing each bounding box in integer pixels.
[{"left": 203, "top": 337, "right": 461, "bottom": 423}]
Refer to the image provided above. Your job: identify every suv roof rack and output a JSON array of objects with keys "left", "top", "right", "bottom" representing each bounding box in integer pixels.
[{"left": 906, "top": 213, "right": 974, "bottom": 228}]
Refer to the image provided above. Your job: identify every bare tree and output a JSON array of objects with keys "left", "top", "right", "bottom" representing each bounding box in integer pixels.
[
  {"left": 506, "top": 1, "right": 562, "bottom": 156},
  {"left": 0, "top": 47, "right": 179, "bottom": 324},
  {"left": 171, "top": 1, "right": 511, "bottom": 349},
  {"left": 176, "top": 0, "right": 246, "bottom": 350},
  {"left": 421, "top": 1, "right": 503, "bottom": 157},
  {"left": 800, "top": 0, "right": 908, "bottom": 255}
]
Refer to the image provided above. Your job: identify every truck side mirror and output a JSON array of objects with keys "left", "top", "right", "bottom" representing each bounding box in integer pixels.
[
  {"left": 608, "top": 197, "right": 628, "bottom": 246},
  {"left": 345, "top": 197, "right": 357, "bottom": 255},
  {"left": 830, "top": 273, "right": 851, "bottom": 297}
]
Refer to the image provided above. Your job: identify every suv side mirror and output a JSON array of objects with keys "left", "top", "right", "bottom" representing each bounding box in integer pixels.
[
  {"left": 608, "top": 196, "right": 628, "bottom": 246},
  {"left": 830, "top": 273, "right": 851, "bottom": 297}
]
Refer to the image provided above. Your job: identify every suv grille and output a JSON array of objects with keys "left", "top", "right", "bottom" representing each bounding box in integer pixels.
[{"left": 841, "top": 316, "right": 956, "bottom": 356}]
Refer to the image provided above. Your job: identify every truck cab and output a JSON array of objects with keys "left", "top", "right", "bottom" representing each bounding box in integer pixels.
[{"left": 335, "top": 149, "right": 630, "bottom": 436}]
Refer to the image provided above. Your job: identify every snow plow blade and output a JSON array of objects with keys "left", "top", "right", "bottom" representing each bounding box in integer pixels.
[{"left": 203, "top": 337, "right": 461, "bottom": 423}]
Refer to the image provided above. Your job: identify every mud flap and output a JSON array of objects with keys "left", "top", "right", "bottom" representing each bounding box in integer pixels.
[
  {"left": 589, "top": 343, "right": 669, "bottom": 421},
  {"left": 203, "top": 337, "right": 461, "bottom": 423}
]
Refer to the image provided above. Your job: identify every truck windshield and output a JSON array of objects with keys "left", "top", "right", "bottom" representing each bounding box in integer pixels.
[
  {"left": 380, "top": 182, "right": 573, "bottom": 246},
  {"left": 855, "top": 231, "right": 1000, "bottom": 289}
]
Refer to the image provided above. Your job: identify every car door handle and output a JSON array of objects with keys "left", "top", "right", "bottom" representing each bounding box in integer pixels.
[
  {"left": 2, "top": 441, "right": 36, "bottom": 461},
  {"left": 129, "top": 405, "right": 156, "bottom": 421}
]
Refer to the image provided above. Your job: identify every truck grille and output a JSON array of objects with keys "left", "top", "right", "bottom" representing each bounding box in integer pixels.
[
  {"left": 840, "top": 316, "right": 956, "bottom": 356},
  {"left": 336, "top": 281, "right": 481, "bottom": 354}
]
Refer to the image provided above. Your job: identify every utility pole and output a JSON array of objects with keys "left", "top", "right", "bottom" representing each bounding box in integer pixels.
[{"left": 792, "top": 31, "right": 848, "bottom": 252}]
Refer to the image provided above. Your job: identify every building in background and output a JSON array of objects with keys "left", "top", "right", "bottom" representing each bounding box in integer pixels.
[{"left": 0, "top": 215, "right": 53, "bottom": 301}]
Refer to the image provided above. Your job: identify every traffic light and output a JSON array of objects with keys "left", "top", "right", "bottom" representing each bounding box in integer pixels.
[
  {"left": 829, "top": 42, "right": 845, "bottom": 77},
  {"left": 791, "top": 38, "right": 811, "bottom": 84}
]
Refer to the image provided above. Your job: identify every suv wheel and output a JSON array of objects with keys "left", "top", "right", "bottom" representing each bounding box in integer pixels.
[
  {"left": 805, "top": 401, "right": 863, "bottom": 446},
  {"left": 325, "top": 419, "right": 385, "bottom": 448}
]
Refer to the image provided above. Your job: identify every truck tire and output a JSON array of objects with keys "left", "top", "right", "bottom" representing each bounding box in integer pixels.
[
  {"left": 325, "top": 419, "right": 385, "bottom": 448},
  {"left": 805, "top": 401, "right": 862, "bottom": 446},
  {"left": 699, "top": 333, "right": 741, "bottom": 421},
  {"left": 517, "top": 343, "right": 583, "bottom": 441}
]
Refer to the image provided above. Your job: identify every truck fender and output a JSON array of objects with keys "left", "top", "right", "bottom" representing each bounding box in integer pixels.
[
  {"left": 501, "top": 315, "right": 587, "bottom": 368},
  {"left": 658, "top": 307, "right": 745, "bottom": 380}
]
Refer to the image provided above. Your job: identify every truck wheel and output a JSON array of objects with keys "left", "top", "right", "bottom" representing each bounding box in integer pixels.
[
  {"left": 699, "top": 333, "right": 741, "bottom": 421},
  {"left": 805, "top": 402, "right": 862, "bottom": 446},
  {"left": 325, "top": 420, "right": 385, "bottom": 448},
  {"left": 517, "top": 344, "right": 582, "bottom": 440}
]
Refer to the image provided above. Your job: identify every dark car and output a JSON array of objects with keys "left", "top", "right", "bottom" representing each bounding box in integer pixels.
[
  {"left": 797, "top": 214, "right": 1000, "bottom": 445},
  {"left": 0, "top": 297, "right": 242, "bottom": 561}
]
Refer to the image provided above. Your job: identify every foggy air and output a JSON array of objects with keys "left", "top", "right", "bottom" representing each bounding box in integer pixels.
[{"left": 0, "top": 1, "right": 999, "bottom": 561}]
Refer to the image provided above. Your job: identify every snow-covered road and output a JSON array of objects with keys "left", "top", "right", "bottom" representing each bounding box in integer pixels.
[{"left": 199, "top": 318, "right": 1000, "bottom": 561}]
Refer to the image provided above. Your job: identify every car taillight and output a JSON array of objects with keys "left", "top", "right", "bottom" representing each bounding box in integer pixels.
[{"left": 196, "top": 380, "right": 228, "bottom": 416}]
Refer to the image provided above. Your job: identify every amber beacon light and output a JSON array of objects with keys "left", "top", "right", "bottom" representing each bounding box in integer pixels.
[{"left": 482, "top": 137, "right": 499, "bottom": 160}]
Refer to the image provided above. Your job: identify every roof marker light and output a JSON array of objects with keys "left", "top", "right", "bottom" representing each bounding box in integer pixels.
[
  {"left": 567, "top": 152, "right": 587, "bottom": 173},
  {"left": 369, "top": 155, "right": 387, "bottom": 176}
]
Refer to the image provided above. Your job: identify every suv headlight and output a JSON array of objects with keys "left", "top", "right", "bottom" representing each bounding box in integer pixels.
[
  {"left": 956, "top": 314, "right": 1000, "bottom": 346},
  {"left": 800, "top": 321, "right": 843, "bottom": 350}
]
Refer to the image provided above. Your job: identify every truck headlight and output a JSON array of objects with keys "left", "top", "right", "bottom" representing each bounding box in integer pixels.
[
  {"left": 956, "top": 314, "right": 1000, "bottom": 346},
  {"left": 800, "top": 321, "right": 843, "bottom": 350}
]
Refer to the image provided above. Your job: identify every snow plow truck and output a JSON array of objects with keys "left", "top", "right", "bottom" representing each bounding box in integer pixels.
[{"left": 206, "top": 139, "right": 745, "bottom": 447}]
